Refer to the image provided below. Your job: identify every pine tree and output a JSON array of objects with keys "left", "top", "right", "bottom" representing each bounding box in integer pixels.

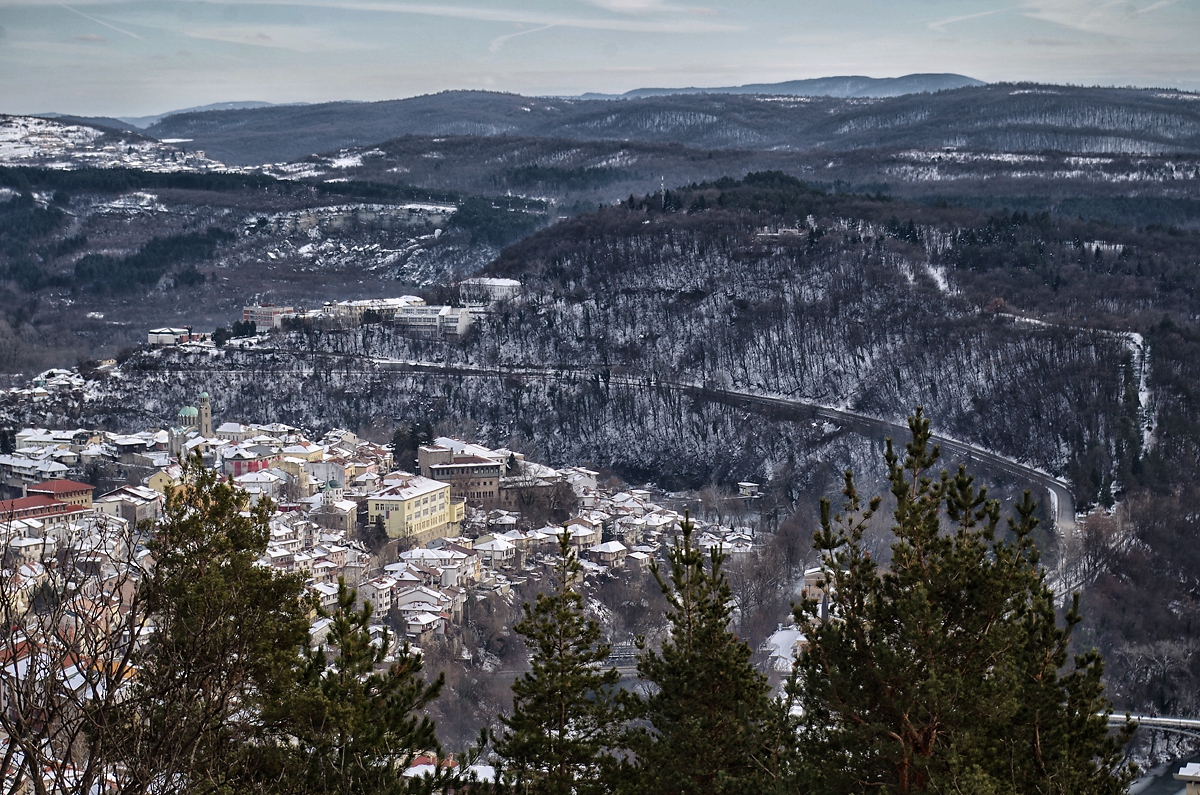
[
  {"left": 792, "top": 409, "right": 1135, "bottom": 795},
  {"left": 622, "top": 512, "right": 775, "bottom": 794},
  {"left": 100, "top": 455, "right": 312, "bottom": 793},
  {"left": 263, "top": 580, "right": 448, "bottom": 795},
  {"left": 495, "top": 530, "right": 622, "bottom": 794}
]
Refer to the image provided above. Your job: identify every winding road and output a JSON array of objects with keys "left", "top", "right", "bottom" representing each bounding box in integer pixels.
[
  {"left": 216, "top": 345, "right": 1077, "bottom": 531},
  {"left": 363, "top": 357, "right": 1078, "bottom": 532}
]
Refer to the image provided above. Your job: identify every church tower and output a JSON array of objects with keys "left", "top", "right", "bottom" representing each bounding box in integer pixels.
[{"left": 198, "top": 391, "right": 213, "bottom": 437}]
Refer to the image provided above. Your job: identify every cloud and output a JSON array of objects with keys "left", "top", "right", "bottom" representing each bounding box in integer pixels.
[
  {"left": 585, "top": 0, "right": 671, "bottom": 12},
  {"left": 72, "top": 32, "right": 107, "bottom": 42},
  {"left": 1132, "top": 0, "right": 1175, "bottom": 14},
  {"left": 584, "top": 0, "right": 716, "bottom": 15},
  {"left": 1018, "top": 0, "right": 1178, "bottom": 36},
  {"left": 250, "top": 1, "right": 742, "bottom": 34}
]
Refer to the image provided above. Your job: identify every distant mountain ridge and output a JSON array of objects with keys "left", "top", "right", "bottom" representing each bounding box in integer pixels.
[
  {"left": 119, "top": 101, "right": 308, "bottom": 129},
  {"left": 142, "top": 84, "right": 1200, "bottom": 166},
  {"left": 580, "top": 73, "right": 985, "bottom": 100}
]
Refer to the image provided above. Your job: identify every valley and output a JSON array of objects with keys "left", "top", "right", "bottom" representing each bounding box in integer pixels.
[{"left": 1, "top": 81, "right": 1200, "bottom": 759}]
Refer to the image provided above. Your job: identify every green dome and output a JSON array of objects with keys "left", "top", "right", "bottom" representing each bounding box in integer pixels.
[
  {"left": 179, "top": 406, "right": 199, "bottom": 418},
  {"left": 198, "top": 391, "right": 210, "bottom": 399}
]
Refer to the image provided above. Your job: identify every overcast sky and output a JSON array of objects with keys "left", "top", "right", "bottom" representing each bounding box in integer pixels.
[{"left": 2, "top": 0, "right": 1197, "bottom": 117}]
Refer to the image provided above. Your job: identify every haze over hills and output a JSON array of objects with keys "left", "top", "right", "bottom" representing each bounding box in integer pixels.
[
  {"left": 579, "top": 73, "right": 985, "bottom": 100},
  {"left": 143, "top": 84, "right": 1200, "bottom": 167}
]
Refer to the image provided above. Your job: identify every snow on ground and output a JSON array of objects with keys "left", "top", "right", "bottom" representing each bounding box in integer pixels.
[
  {"left": 1128, "top": 332, "right": 1156, "bottom": 452},
  {"left": 326, "top": 152, "right": 363, "bottom": 169},
  {"left": 762, "top": 627, "right": 804, "bottom": 671},
  {"left": 0, "top": 115, "right": 231, "bottom": 172},
  {"left": 926, "top": 263, "right": 952, "bottom": 295},
  {"left": 0, "top": 116, "right": 103, "bottom": 160}
]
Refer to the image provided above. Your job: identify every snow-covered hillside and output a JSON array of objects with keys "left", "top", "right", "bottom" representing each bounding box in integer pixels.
[{"left": 0, "top": 115, "right": 229, "bottom": 172}]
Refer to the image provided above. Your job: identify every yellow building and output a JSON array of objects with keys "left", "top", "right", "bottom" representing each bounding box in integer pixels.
[
  {"left": 367, "top": 475, "right": 462, "bottom": 548},
  {"left": 147, "top": 466, "right": 183, "bottom": 497}
]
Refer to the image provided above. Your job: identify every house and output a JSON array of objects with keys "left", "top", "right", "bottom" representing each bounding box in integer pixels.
[
  {"left": 627, "top": 550, "right": 652, "bottom": 573},
  {"left": 473, "top": 536, "right": 516, "bottom": 568},
  {"left": 587, "top": 540, "right": 627, "bottom": 569},
  {"left": 560, "top": 467, "right": 599, "bottom": 508},
  {"left": 356, "top": 576, "right": 397, "bottom": 614},
  {"left": 234, "top": 469, "right": 285, "bottom": 502},
  {"left": 214, "top": 422, "right": 252, "bottom": 442},
  {"left": 147, "top": 464, "right": 183, "bottom": 496},
  {"left": 405, "top": 612, "right": 443, "bottom": 645},
  {"left": 222, "top": 445, "right": 281, "bottom": 477},
  {"left": 566, "top": 522, "right": 601, "bottom": 549},
  {"left": 94, "top": 485, "right": 162, "bottom": 526},
  {"left": 8, "top": 533, "right": 56, "bottom": 563},
  {"left": 311, "top": 581, "right": 340, "bottom": 611}
]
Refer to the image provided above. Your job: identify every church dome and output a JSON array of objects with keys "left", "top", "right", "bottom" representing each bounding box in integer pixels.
[
  {"left": 179, "top": 406, "right": 199, "bottom": 418},
  {"left": 198, "top": 391, "right": 210, "bottom": 399}
]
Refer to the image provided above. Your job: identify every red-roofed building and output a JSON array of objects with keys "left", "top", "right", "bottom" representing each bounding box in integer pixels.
[
  {"left": 28, "top": 479, "right": 95, "bottom": 508},
  {"left": 0, "top": 495, "right": 88, "bottom": 532}
]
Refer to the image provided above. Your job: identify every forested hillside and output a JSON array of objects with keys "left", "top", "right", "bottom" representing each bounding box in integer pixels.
[{"left": 6, "top": 171, "right": 1200, "bottom": 718}]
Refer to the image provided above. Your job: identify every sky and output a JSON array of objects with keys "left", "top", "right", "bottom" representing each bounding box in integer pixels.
[{"left": 1, "top": 0, "right": 1198, "bottom": 118}]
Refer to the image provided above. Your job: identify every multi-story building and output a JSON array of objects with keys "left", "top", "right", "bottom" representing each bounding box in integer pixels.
[
  {"left": 27, "top": 479, "right": 94, "bottom": 508},
  {"left": 95, "top": 485, "right": 163, "bottom": 526},
  {"left": 319, "top": 297, "right": 472, "bottom": 338},
  {"left": 393, "top": 305, "right": 472, "bottom": 339},
  {"left": 418, "top": 446, "right": 503, "bottom": 508},
  {"left": 322, "top": 296, "right": 424, "bottom": 323},
  {"left": 367, "top": 475, "right": 464, "bottom": 548},
  {"left": 0, "top": 495, "right": 89, "bottom": 533},
  {"left": 243, "top": 304, "right": 295, "bottom": 332}
]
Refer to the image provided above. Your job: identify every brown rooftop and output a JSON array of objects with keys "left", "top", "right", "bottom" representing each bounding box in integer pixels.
[{"left": 29, "top": 479, "right": 94, "bottom": 494}]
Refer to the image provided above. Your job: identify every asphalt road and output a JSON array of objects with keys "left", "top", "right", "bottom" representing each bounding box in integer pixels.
[{"left": 371, "top": 359, "right": 1077, "bottom": 533}]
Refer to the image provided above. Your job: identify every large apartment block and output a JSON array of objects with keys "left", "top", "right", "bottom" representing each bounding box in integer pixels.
[
  {"left": 418, "top": 445, "right": 503, "bottom": 508},
  {"left": 367, "top": 474, "right": 464, "bottom": 548}
]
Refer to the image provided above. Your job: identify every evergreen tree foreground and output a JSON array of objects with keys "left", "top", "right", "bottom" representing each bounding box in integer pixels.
[{"left": 791, "top": 408, "right": 1136, "bottom": 795}]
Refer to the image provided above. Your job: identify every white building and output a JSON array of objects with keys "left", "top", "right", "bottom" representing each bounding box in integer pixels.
[
  {"left": 460, "top": 277, "right": 521, "bottom": 303},
  {"left": 148, "top": 327, "right": 191, "bottom": 345}
]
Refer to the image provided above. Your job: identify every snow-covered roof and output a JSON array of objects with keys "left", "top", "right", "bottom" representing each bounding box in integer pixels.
[
  {"left": 474, "top": 537, "right": 515, "bottom": 552},
  {"left": 374, "top": 475, "right": 446, "bottom": 502}
]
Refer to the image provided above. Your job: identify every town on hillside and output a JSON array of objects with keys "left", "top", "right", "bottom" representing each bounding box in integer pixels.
[{"left": 0, "top": 386, "right": 800, "bottom": 671}]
